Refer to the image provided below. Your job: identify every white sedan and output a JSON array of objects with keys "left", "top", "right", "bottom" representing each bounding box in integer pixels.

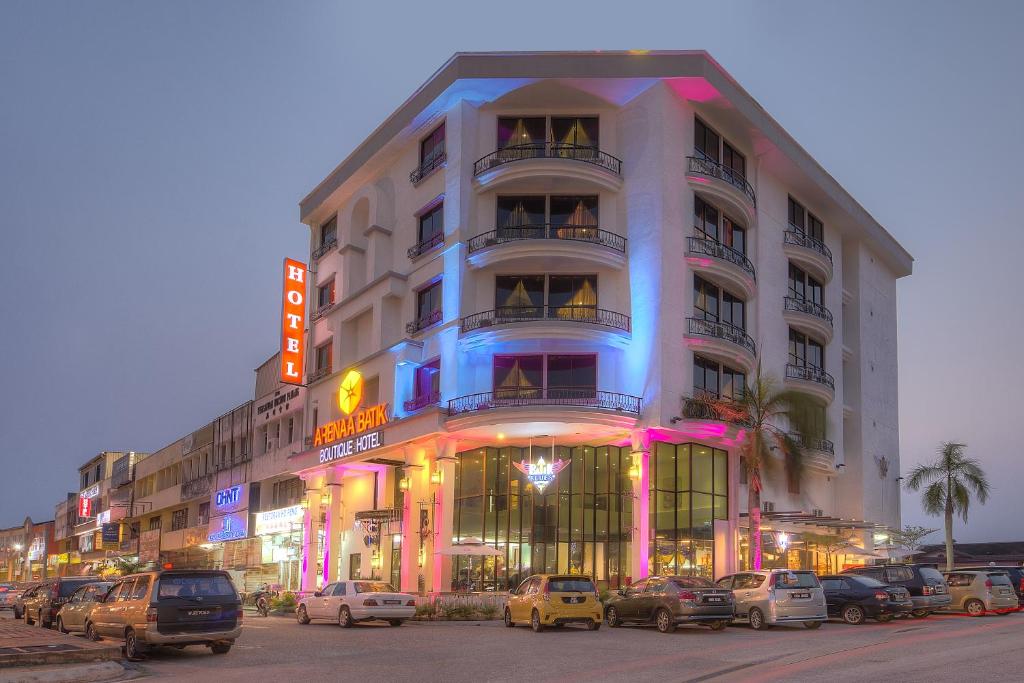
[{"left": 297, "top": 580, "right": 416, "bottom": 627}]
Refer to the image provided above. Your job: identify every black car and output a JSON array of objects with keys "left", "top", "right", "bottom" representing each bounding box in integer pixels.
[
  {"left": 820, "top": 574, "right": 914, "bottom": 624},
  {"left": 958, "top": 566, "right": 1024, "bottom": 601},
  {"left": 841, "top": 564, "right": 950, "bottom": 618},
  {"left": 22, "top": 576, "right": 102, "bottom": 628},
  {"left": 603, "top": 576, "right": 734, "bottom": 632}
]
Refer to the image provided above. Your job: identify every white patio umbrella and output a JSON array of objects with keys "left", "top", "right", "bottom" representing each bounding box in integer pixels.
[{"left": 838, "top": 544, "right": 887, "bottom": 560}]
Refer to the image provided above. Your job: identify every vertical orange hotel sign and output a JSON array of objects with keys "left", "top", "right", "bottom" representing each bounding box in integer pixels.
[{"left": 280, "top": 258, "right": 307, "bottom": 385}]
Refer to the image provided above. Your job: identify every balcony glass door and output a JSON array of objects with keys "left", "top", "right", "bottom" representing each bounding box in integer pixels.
[
  {"left": 548, "top": 275, "right": 597, "bottom": 321},
  {"left": 546, "top": 355, "right": 596, "bottom": 399},
  {"left": 495, "top": 275, "right": 544, "bottom": 320},
  {"left": 550, "top": 195, "right": 598, "bottom": 240},
  {"left": 494, "top": 355, "right": 543, "bottom": 400},
  {"left": 498, "top": 117, "right": 545, "bottom": 150},
  {"left": 497, "top": 196, "right": 545, "bottom": 239}
]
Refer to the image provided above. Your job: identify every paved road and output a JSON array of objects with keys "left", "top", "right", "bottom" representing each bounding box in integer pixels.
[{"left": 4, "top": 609, "right": 1023, "bottom": 681}]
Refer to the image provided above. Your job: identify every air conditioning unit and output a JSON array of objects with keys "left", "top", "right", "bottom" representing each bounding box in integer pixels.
[
  {"left": 762, "top": 501, "right": 775, "bottom": 513},
  {"left": 812, "top": 508, "right": 825, "bottom": 518}
]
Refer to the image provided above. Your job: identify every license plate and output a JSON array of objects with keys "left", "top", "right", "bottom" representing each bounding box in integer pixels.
[
  {"left": 187, "top": 609, "right": 211, "bottom": 616},
  {"left": 706, "top": 596, "right": 723, "bottom": 603},
  {"left": 791, "top": 592, "right": 810, "bottom": 599},
  {"left": 383, "top": 600, "right": 400, "bottom": 605}
]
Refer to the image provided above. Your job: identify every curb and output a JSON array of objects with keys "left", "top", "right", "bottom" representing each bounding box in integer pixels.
[{"left": 0, "top": 661, "right": 133, "bottom": 683}]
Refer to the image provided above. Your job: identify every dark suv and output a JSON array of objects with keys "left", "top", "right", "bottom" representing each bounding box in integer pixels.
[
  {"left": 23, "top": 576, "right": 102, "bottom": 628},
  {"left": 603, "top": 576, "right": 734, "bottom": 632},
  {"left": 958, "top": 566, "right": 1024, "bottom": 601},
  {"left": 841, "top": 564, "right": 950, "bottom": 618}
]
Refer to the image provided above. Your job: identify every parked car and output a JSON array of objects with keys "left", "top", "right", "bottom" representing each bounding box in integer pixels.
[
  {"left": 958, "top": 565, "right": 1024, "bottom": 601},
  {"left": 504, "top": 574, "right": 602, "bottom": 632},
  {"left": 86, "top": 570, "right": 242, "bottom": 659},
  {"left": 296, "top": 580, "right": 416, "bottom": 627},
  {"left": 819, "top": 574, "right": 914, "bottom": 624},
  {"left": 716, "top": 570, "right": 827, "bottom": 630},
  {"left": 841, "top": 564, "right": 951, "bottom": 618},
  {"left": 23, "top": 577, "right": 101, "bottom": 628},
  {"left": 12, "top": 583, "right": 41, "bottom": 619},
  {"left": 0, "top": 583, "right": 21, "bottom": 610},
  {"left": 943, "top": 570, "right": 1020, "bottom": 616},
  {"left": 54, "top": 581, "right": 113, "bottom": 635},
  {"left": 603, "top": 576, "right": 733, "bottom": 632}
]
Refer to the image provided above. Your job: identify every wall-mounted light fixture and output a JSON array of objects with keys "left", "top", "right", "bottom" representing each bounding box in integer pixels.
[
  {"left": 429, "top": 469, "right": 442, "bottom": 485},
  {"left": 398, "top": 477, "right": 411, "bottom": 491}
]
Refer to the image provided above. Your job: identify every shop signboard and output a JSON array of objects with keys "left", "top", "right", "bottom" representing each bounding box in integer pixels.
[
  {"left": 78, "top": 496, "right": 94, "bottom": 518},
  {"left": 96, "top": 509, "right": 111, "bottom": 529},
  {"left": 78, "top": 533, "right": 95, "bottom": 553},
  {"left": 101, "top": 523, "right": 121, "bottom": 548},
  {"left": 207, "top": 512, "right": 249, "bottom": 543},
  {"left": 512, "top": 457, "right": 568, "bottom": 493},
  {"left": 212, "top": 483, "right": 248, "bottom": 514},
  {"left": 279, "top": 258, "right": 307, "bottom": 385},
  {"left": 312, "top": 370, "right": 390, "bottom": 465},
  {"left": 139, "top": 529, "right": 160, "bottom": 563},
  {"left": 254, "top": 505, "right": 305, "bottom": 536}
]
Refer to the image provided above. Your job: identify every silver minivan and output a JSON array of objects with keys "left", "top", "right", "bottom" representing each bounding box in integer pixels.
[
  {"left": 717, "top": 570, "right": 828, "bottom": 630},
  {"left": 943, "top": 570, "right": 1020, "bottom": 616}
]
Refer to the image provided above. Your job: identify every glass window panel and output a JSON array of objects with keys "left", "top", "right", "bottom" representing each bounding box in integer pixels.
[
  {"left": 656, "top": 490, "right": 676, "bottom": 539},
  {"left": 655, "top": 443, "right": 675, "bottom": 492},
  {"left": 498, "top": 117, "right": 545, "bottom": 148},
  {"left": 550, "top": 195, "right": 598, "bottom": 227},
  {"left": 713, "top": 450, "right": 728, "bottom": 496},
  {"left": 693, "top": 446, "right": 713, "bottom": 493},
  {"left": 714, "top": 495, "right": 728, "bottom": 521},
  {"left": 551, "top": 117, "right": 599, "bottom": 147},
  {"left": 677, "top": 444, "right": 691, "bottom": 492},
  {"left": 676, "top": 491, "right": 691, "bottom": 537},
  {"left": 497, "top": 196, "right": 545, "bottom": 229},
  {"left": 692, "top": 493, "right": 714, "bottom": 540},
  {"left": 458, "top": 496, "right": 483, "bottom": 541},
  {"left": 418, "top": 203, "right": 444, "bottom": 243},
  {"left": 460, "top": 450, "right": 484, "bottom": 497},
  {"left": 495, "top": 275, "right": 544, "bottom": 311}
]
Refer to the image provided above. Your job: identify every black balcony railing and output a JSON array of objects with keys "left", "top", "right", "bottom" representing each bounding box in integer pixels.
[
  {"left": 461, "top": 306, "right": 631, "bottom": 334},
  {"left": 308, "top": 366, "right": 331, "bottom": 384},
  {"left": 785, "top": 363, "right": 835, "bottom": 391},
  {"left": 686, "top": 156, "right": 756, "bottom": 206},
  {"left": 447, "top": 388, "right": 641, "bottom": 417},
  {"left": 686, "top": 317, "right": 756, "bottom": 355},
  {"left": 406, "top": 309, "right": 443, "bottom": 335},
  {"left": 467, "top": 224, "right": 626, "bottom": 254},
  {"left": 403, "top": 390, "right": 441, "bottom": 413},
  {"left": 783, "top": 296, "right": 833, "bottom": 327},
  {"left": 311, "top": 300, "right": 336, "bottom": 322},
  {"left": 686, "top": 236, "right": 756, "bottom": 280},
  {"left": 473, "top": 142, "right": 622, "bottom": 177},
  {"left": 409, "top": 151, "right": 447, "bottom": 184},
  {"left": 784, "top": 229, "right": 833, "bottom": 264},
  {"left": 312, "top": 238, "right": 338, "bottom": 260},
  {"left": 407, "top": 232, "right": 444, "bottom": 260},
  {"left": 790, "top": 433, "right": 835, "bottom": 455}
]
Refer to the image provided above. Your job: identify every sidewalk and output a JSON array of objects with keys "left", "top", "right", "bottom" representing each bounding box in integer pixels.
[{"left": 0, "top": 619, "right": 122, "bottom": 668}]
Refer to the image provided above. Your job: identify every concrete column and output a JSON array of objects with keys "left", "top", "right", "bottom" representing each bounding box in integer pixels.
[
  {"left": 300, "top": 475, "right": 324, "bottom": 592},
  {"left": 324, "top": 474, "right": 343, "bottom": 583},
  {"left": 431, "top": 439, "right": 458, "bottom": 593},
  {"left": 630, "top": 430, "right": 651, "bottom": 583},
  {"left": 399, "top": 445, "right": 428, "bottom": 594}
]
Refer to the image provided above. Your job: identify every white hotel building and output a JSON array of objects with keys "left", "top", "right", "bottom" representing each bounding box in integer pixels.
[{"left": 288, "top": 52, "right": 912, "bottom": 593}]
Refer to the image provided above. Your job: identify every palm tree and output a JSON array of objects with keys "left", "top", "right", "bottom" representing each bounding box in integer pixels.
[
  {"left": 688, "top": 365, "right": 819, "bottom": 570},
  {"left": 905, "top": 442, "right": 990, "bottom": 571}
]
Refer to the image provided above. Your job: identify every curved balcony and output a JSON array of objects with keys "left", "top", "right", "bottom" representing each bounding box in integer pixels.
[
  {"left": 685, "top": 237, "right": 756, "bottom": 300},
  {"left": 790, "top": 433, "right": 836, "bottom": 473},
  {"left": 460, "top": 305, "right": 631, "bottom": 346},
  {"left": 473, "top": 143, "right": 623, "bottom": 193},
  {"left": 686, "top": 156, "right": 756, "bottom": 224},
  {"left": 783, "top": 296, "right": 834, "bottom": 344},
  {"left": 784, "top": 363, "right": 835, "bottom": 404},
  {"left": 312, "top": 238, "right": 337, "bottom": 261},
  {"left": 466, "top": 224, "right": 626, "bottom": 270},
  {"left": 783, "top": 229, "right": 833, "bottom": 283},
  {"left": 448, "top": 388, "right": 640, "bottom": 416},
  {"left": 684, "top": 317, "right": 756, "bottom": 373}
]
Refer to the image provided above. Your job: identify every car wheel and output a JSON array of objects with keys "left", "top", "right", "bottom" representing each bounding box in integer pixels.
[
  {"left": 842, "top": 605, "right": 865, "bottom": 625},
  {"left": 655, "top": 608, "right": 675, "bottom": 634},
  {"left": 124, "top": 629, "right": 146, "bottom": 661},
  {"left": 56, "top": 617, "right": 68, "bottom": 634},
  {"left": 296, "top": 605, "right": 310, "bottom": 624},
  {"left": 338, "top": 606, "right": 354, "bottom": 628},
  {"left": 388, "top": 619, "right": 403, "bottom": 627},
  {"left": 85, "top": 622, "right": 100, "bottom": 642},
  {"left": 803, "top": 620, "right": 823, "bottom": 629},
  {"left": 503, "top": 608, "right": 514, "bottom": 628},
  {"left": 24, "top": 610, "right": 33, "bottom": 626},
  {"left": 910, "top": 609, "right": 929, "bottom": 619},
  {"left": 605, "top": 606, "right": 620, "bottom": 627},
  {"left": 586, "top": 620, "right": 601, "bottom": 631},
  {"left": 210, "top": 642, "right": 232, "bottom": 655},
  {"left": 748, "top": 608, "right": 769, "bottom": 631},
  {"left": 530, "top": 609, "right": 545, "bottom": 633},
  {"left": 965, "top": 599, "right": 985, "bottom": 617},
  {"left": 708, "top": 620, "right": 728, "bottom": 631}
]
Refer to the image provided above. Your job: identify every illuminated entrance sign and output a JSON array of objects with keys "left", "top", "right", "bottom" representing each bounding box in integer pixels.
[
  {"left": 254, "top": 505, "right": 305, "bottom": 536},
  {"left": 512, "top": 457, "right": 568, "bottom": 493},
  {"left": 207, "top": 512, "right": 249, "bottom": 543},
  {"left": 214, "top": 485, "right": 244, "bottom": 511},
  {"left": 78, "top": 496, "right": 94, "bottom": 518},
  {"left": 279, "top": 258, "right": 307, "bottom": 385},
  {"left": 312, "top": 370, "right": 390, "bottom": 464}
]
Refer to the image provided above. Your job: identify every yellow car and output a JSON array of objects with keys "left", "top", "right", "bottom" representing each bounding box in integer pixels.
[{"left": 504, "top": 574, "right": 602, "bottom": 632}]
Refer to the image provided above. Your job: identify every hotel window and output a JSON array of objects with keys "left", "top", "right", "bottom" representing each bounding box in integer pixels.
[
  {"left": 498, "top": 117, "right": 546, "bottom": 149},
  {"left": 315, "top": 342, "right": 332, "bottom": 373},
  {"left": 416, "top": 201, "right": 444, "bottom": 252},
  {"left": 788, "top": 263, "right": 823, "bottom": 305},
  {"left": 693, "top": 196, "right": 745, "bottom": 253},
  {"left": 493, "top": 355, "right": 543, "bottom": 399},
  {"left": 170, "top": 508, "right": 188, "bottom": 531},
  {"left": 390, "top": 534, "right": 401, "bottom": 589},
  {"left": 789, "top": 328, "right": 824, "bottom": 370},
  {"left": 496, "top": 195, "right": 599, "bottom": 236},
  {"left": 495, "top": 275, "right": 545, "bottom": 317},
  {"left": 788, "top": 197, "right": 824, "bottom": 242},
  {"left": 272, "top": 477, "right": 304, "bottom": 508},
  {"left": 497, "top": 196, "right": 545, "bottom": 230},
  {"left": 693, "top": 355, "right": 745, "bottom": 400},
  {"left": 320, "top": 216, "right": 337, "bottom": 247},
  {"left": 287, "top": 417, "right": 294, "bottom": 444},
  {"left": 148, "top": 517, "right": 161, "bottom": 531},
  {"left": 412, "top": 280, "right": 443, "bottom": 330},
  {"left": 495, "top": 274, "right": 597, "bottom": 318},
  {"left": 551, "top": 117, "right": 599, "bottom": 148},
  {"left": 197, "top": 502, "right": 210, "bottom": 526},
  {"left": 694, "top": 118, "right": 721, "bottom": 162},
  {"left": 413, "top": 359, "right": 441, "bottom": 404},
  {"left": 694, "top": 275, "right": 745, "bottom": 329},
  {"left": 497, "top": 116, "right": 599, "bottom": 150},
  {"left": 419, "top": 123, "right": 445, "bottom": 171},
  {"left": 493, "top": 354, "right": 596, "bottom": 400},
  {"left": 317, "top": 279, "right": 335, "bottom": 309}
]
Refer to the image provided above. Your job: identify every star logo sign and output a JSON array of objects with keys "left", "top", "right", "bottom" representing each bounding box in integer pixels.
[{"left": 338, "top": 370, "right": 363, "bottom": 416}]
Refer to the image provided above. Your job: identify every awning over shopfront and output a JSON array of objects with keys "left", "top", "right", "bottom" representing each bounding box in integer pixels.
[
  {"left": 741, "top": 510, "right": 886, "bottom": 531},
  {"left": 435, "top": 538, "right": 503, "bottom": 557}
]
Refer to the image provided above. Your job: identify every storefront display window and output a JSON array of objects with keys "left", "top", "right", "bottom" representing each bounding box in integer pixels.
[{"left": 451, "top": 445, "right": 632, "bottom": 591}]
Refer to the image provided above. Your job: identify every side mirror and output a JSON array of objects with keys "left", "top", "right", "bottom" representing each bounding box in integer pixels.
[
  {"left": 313, "top": 591, "right": 322, "bottom": 597},
  {"left": 617, "top": 589, "right": 627, "bottom": 597},
  {"left": 508, "top": 588, "right": 517, "bottom": 596}
]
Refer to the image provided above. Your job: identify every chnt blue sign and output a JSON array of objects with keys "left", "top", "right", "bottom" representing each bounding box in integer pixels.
[
  {"left": 207, "top": 512, "right": 248, "bottom": 542},
  {"left": 215, "top": 485, "right": 243, "bottom": 509}
]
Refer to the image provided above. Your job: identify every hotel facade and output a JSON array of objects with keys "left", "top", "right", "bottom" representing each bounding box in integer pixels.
[{"left": 289, "top": 51, "right": 912, "bottom": 594}]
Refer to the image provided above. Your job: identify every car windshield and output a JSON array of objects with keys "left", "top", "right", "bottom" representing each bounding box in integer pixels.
[
  {"left": 851, "top": 576, "right": 886, "bottom": 588},
  {"left": 671, "top": 577, "right": 716, "bottom": 589},
  {"left": 353, "top": 582, "right": 396, "bottom": 594},
  {"left": 918, "top": 567, "right": 945, "bottom": 584},
  {"left": 158, "top": 574, "right": 236, "bottom": 599},
  {"left": 547, "top": 578, "right": 596, "bottom": 592},
  {"left": 988, "top": 573, "right": 1013, "bottom": 586},
  {"left": 59, "top": 580, "right": 97, "bottom": 597},
  {"left": 774, "top": 572, "right": 819, "bottom": 588}
]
